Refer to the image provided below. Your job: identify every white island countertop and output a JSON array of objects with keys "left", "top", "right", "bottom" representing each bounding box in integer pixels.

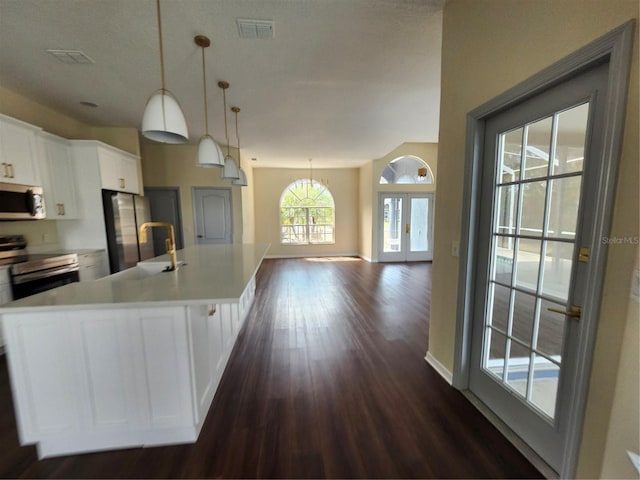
[{"left": 0, "top": 243, "right": 270, "bottom": 312}]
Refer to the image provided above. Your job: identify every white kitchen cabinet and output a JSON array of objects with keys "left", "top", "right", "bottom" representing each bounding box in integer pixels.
[
  {"left": 0, "top": 114, "right": 41, "bottom": 186},
  {"left": 0, "top": 266, "right": 12, "bottom": 352},
  {"left": 38, "top": 132, "right": 79, "bottom": 219},
  {"left": 98, "top": 146, "right": 140, "bottom": 194},
  {"left": 77, "top": 251, "right": 107, "bottom": 282}
]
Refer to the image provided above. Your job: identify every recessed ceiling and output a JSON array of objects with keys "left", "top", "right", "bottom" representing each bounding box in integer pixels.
[{"left": 0, "top": 0, "right": 443, "bottom": 168}]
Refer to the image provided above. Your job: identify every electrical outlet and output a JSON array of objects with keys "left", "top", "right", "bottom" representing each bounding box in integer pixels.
[
  {"left": 451, "top": 240, "right": 460, "bottom": 257},
  {"left": 42, "top": 233, "right": 52, "bottom": 243}
]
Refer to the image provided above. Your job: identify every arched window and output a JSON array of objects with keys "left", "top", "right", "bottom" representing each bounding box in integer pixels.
[
  {"left": 280, "top": 179, "right": 335, "bottom": 244},
  {"left": 379, "top": 155, "right": 434, "bottom": 184}
]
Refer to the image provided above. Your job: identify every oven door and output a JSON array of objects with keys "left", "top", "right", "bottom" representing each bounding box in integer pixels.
[{"left": 11, "top": 266, "right": 79, "bottom": 299}]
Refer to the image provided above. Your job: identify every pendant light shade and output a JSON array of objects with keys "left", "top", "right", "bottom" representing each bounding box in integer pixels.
[
  {"left": 231, "top": 107, "right": 248, "bottom": 186},
  {"left": 141, "top": 0, "right": 188, "bottom": 144},
  {"left": 232, "top": 168, "right": 248, "bottom": 187},
  {"left": 222, "top": 156, "right": 240, "bottom": 180},
  {"left": 198, "top": 135, "right": 224, "bottom": 168},
  {"left": 142, "top": 89, "right": 188, "bottom": 143},
  {"left": 218, "top": 81, "right": 240, "bottom": 180},
  {"left": 194, "top": 35, "right": 224, "bottom": 167}
]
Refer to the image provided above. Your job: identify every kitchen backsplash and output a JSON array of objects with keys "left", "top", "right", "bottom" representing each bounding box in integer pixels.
[{"left": 0, "top": 220, "right": 59, "bottom": 247}]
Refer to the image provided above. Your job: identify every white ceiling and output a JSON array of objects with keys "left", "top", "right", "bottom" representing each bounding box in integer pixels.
[{"left": 0, "top": 0, "right": 443, "bottom": 168}]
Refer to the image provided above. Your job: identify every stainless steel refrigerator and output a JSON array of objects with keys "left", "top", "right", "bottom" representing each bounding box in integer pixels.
[{"left": 102, "top": 190, "right": 155, "bottom": 273}]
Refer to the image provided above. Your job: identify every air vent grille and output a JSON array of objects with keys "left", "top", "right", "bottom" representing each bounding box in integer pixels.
[
  {"left": 47, "top": 49, "right": 95, "bottom": 64},
  {"left": 237, "top": 19, "right": 274, "bottom": 39}
]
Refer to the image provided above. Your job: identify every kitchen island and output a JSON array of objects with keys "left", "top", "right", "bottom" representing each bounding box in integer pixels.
[{"left": 0, "top": 243, "right": 269, "bottom": 459}]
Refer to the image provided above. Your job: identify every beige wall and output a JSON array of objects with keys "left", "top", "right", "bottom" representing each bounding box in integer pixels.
[
  {"left": 240, "top": 163, "right": 256, "bottom": 244},
  {"left": 370, "top": 142, "right": 438, "bottom": 261},
  {"left": 600, "top": 257, "right": 640, "bottom": 478},
  {"left": 140, "top": 141, "right": 244, "bottom": 246},
  {"left": 429, "top": 0, "right": 639, "bottom": 477},
  {"left": 358, "top": 161, "right": 373, "bottom": 260},
  {"left": 253, "top": 167, "right": 359, "bottom": 257}
]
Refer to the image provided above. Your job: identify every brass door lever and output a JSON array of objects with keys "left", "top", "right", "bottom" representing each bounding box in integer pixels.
[{"left": 547, "top": 305, "right": 581, "bottom": 319}]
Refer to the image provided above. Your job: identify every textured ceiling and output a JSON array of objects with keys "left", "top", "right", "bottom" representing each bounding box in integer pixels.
[{"left": 0, "top": 0, "right": 443, "bottom": 168}]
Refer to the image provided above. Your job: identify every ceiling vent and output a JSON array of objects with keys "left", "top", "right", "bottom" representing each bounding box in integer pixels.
[
  {"left": 46, "top": 49, "right": 95, "bottom": 64},
  {"left": 237, "top": 19, "right": 274, "bottom": 39}
]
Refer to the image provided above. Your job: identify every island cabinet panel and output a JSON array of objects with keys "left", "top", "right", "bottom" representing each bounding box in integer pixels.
[
  {"left": 138, "top": 307, "right": 193, "bottom": 430},
  {"left": 78, "top": 313, "right": 140, "bottom": 430},
  {"left": 7, "top": 313, "right": 81, "bottom": 444}
]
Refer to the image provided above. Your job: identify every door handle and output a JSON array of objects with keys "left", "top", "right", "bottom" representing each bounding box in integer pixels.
[
  {"left": 547, "top": 305, "right": 581, "bottom": 319},
  {"left": 1, "top": 163, "right": 7, "bottom": 177},
  {"left": 197, "top": 235, "right": 203, "bottom": 238},
  {"left": 8, "top": 163, "right": 14, "bottom": 178},
  {"left": 406, "top": 223, "right": 410, "bottom": 234}
]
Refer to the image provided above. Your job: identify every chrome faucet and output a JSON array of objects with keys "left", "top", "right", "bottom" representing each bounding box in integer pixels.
[{"left": 139, "top": 222, "right": 178, "bottom": 271}]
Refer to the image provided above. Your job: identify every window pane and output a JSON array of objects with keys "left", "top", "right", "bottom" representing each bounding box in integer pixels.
[
  {"left": 499, "top": 128, "right": 523, "bottom": 184},
  {"left": 523, "top": 116, "right": 552, "bottom": 180},
  {"left": 515, "top": 239, "right": 541, "bottom": 291},
  {"left": 548, "top": 176, "right": 582, "bottom": 240},
  {"left": 554, "top": 103, "right": 589, "bottom": 175},
  {"left": 519, "top": 181, "right": 547, "bottom": 237},
  {"left": 506, "top": 340, "right": 530, "bottom": 398},
  {"left": 489, "top": 284, "right": 510, "bottom": 333},
  {"left": 280, "top": 179, "right": 335, "bottom": 244},
  {"left": 485, "top": 328, "right": 507, "bottom": 380},
  {"left": 537, "top": 299, "right": 566, "bottom": 358},
  {"left": 493, "top": 237, "right": 514, "bottom": 284},
  {"left": 541, "top": 241, "right": 574, "bottom": 301},
  {"left": 512, "top": 291, "right": 536, "bottom": 347},
  {"left": 383, "top": 197, "right": 403, "bottom": 253},
  {"left": 495, "top": 184, "right": 518, "bottom": 235},
  {"left": 531, "top": 355, "right": 560, "bottom": 419},
  {"left": 410, "top": 197, "right": 429, "bottom": 252}
]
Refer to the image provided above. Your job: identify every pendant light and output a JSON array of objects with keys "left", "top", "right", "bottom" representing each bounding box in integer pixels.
[
  {"left": 194, "top": 35, "right": 224, "bottom": 167},
  {"left": 141, "top": 0, "right": 188, "bottom": 144},
  {"left": 218, "top": 81, "right": 240, "bottom": 180},
  {"left": 231, "top": 107, "right": 248, "bottom": 186}
]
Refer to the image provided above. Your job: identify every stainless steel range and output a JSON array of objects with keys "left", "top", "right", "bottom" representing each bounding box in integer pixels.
[{"left": 0, "top": 235, "right": 79, "bottom": 300}]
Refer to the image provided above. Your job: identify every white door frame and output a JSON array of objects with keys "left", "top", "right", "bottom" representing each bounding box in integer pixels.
[
  {"left": 378, "top": 192, "right": 434, "bottom": 262},
  {"left": 452, "top": 21, "right": 634, "bottom": 478}
]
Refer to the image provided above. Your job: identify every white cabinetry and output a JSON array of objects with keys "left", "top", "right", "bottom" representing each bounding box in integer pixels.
[
  {"left": 0, "top": 267, "right": 12, "bottom": 351},
  {"left": 0, "top": 114, "right": 41, "bottom": 186},
  {"left": 97, "top": 147, "right": 140, "bottom": 194},
  {"left": 38, "top": 132, "right": 78, "bottom": 219},
  {"left": 78, "top": 251, "right": 107, "bottom": 282}
]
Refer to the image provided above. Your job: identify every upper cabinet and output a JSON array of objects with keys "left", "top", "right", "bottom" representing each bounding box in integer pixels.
[
  {"left": 38, "top": 132, "right": 79, "bottom": 220},
  {"left": 0, "top": 114, "right": 41, "bottom": 186},
  {"left": 98, "top": 147, "right": 140, "bottom": 194}
]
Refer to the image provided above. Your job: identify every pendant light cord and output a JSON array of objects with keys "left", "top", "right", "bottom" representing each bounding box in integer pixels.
[
  {"left": 223, "top": 88, "right": 230, "bottom": 156},
  {"left": 156, "top": 0, "right": 165, "bottom": 91},
  {"left": 234, "top": 109, "right": 241, "bottom": 168},
  {"left": 201, "top": 47, "right": 208, "bottom": 134}
]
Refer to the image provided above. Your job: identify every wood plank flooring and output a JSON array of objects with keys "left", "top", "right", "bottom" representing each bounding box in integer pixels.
[{"left": 0, "top": 258, "right": 542, "bottom": 478}]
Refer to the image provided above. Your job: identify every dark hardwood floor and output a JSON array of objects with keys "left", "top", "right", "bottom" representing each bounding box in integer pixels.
[{"left": 0, "top": 258, "right": 542, "bottom": 478}]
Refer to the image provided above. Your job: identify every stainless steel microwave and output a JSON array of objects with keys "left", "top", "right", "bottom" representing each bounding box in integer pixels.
[{"left": 0, "top": 182, "right": 46, "bottom": 220}]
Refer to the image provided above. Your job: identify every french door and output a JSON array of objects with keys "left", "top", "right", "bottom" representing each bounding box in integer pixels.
[
  {"left": 378, "top": 193, "right": 434, "bottom": 262},
  {"left": 468, "top": 62, "right": 609, "bottom": 472}
]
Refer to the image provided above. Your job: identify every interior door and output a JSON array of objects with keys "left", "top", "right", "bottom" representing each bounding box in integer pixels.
[
  {"left": 468, "top": 62, "right": 608, "bottom": 472},
  {"left": 379, "top": 193, "right": 433, "bottom": 262},
  {"left": 193, "top": 187, "right": 232, "bottom": 244},
  {"left": 144, "top": 187, "right": 184, "bottom": 256}
]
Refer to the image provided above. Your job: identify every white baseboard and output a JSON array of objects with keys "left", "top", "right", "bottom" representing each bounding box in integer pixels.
[
  {"left": 424, "top": 351, "right": 453, "bottom": 385},
  {"left": 265, "top": 252, "right": 359, "bottom": 259},
  {"left": 359, "top": 255, "right": 372, "bottom": 262}
]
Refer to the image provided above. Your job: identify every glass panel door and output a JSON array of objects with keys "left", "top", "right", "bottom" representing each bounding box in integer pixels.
[
  {"left": 379, "top": 193, "right": 434, "bottom": 262},
  {"left": 468, "top": 61, "right": 608, "bottom": 472}
]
